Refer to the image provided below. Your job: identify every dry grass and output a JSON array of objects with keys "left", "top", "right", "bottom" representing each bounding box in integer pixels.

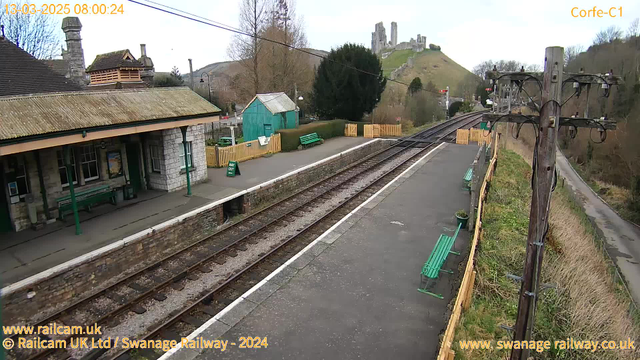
[
  {"left": 508, "top": 132, "right": 639, "bottom": 359},
  {"left": 454, "top": 130, "right": 639, "bottom": 359}
]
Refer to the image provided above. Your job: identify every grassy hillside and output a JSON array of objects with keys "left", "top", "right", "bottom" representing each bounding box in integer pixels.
[{"left": 381, "top": 50, "right": 474, "bottom": 97}]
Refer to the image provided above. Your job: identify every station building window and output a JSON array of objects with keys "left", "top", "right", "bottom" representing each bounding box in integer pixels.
[
  {"left": 179, "top": 142, "right": 193, "bottom": 169},
  {"left": 57, "top": 150, "right": 77, "bottom": 187},
  {"left": 150, "top": 145, "right": 162, "bottom": 173},
  {"left": 80, "top": 144, "right": 100, "bottom": 182}
]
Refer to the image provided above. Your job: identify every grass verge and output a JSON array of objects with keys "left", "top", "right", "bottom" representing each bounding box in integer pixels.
[
  {"left": 453, "top": 149, "right": 638, "bottom": 360},
  {"left": 566, "top": 158, "right": 640, "bottom": 225}
]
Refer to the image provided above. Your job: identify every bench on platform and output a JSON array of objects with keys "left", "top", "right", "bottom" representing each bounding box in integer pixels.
[
  {"left": 463, "top": 167, "right": 473, "bottom": 190},
  {"left": 418, "top": 223, "right": 462, "bottom": 299},
  {"left": 56, "top": 185, "right": 117, "bottom": 220},
  {"left": 299, "top": 132, "right": 323, "bottom": 147}
]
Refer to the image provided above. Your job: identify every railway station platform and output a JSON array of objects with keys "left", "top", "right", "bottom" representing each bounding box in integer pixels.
[
  {"left": 0, "top": 137, "right": 372, "bottom": 286},
  {"left": 165, "top": 143, "right": 479, "bottom": 360}
]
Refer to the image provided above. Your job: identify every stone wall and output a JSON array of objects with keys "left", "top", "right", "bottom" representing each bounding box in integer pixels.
[
  {"left": 162, "top": 125, "right": 207, "bottom": 192},
  {"left": 244, "top": 140, "right": 390, "bottom": 212},
  {"left": 2, "top": 203, "right": 224, "bottom": 324}
]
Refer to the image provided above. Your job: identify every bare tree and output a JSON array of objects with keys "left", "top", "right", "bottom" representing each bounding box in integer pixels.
[
  {"left": 227, "top": 0, "right": 269, "bottom": 98},
  {"left": 593, "top": 25, "right": 623, "bottom": 45},
  {"left": 564, "top": 45, "right": 584, "bottom": 66},
  {"left": 260, "top": 0, "right": 310, "bottom": 97},
  {"left": 0, "top": 0, "right": 61, "bottom": 59},
  {"left": 526, "top": 63, "right": 542, "bottom": 72},
  {"left": 627, "top": 18, "right": 639, "bottom": 39}
]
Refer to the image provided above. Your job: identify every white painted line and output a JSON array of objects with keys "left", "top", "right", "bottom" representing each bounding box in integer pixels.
[
  {"left": 157, "top": 142, "right": 446, "bottom": 359},
  {"left": 2, "top": 139, "right": 383, "bottom": 297}
]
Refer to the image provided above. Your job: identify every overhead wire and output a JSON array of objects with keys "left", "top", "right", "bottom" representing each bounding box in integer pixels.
[{"left": 128, "top": 0, "right": 443, "bottom": 96}]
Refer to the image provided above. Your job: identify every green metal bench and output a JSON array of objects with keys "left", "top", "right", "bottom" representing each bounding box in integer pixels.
[
  {"left": 56, "top": 185, "right": 116, "bottom": 220},
  {"left": 418, "top": 223, "right": 462, "bottom": 299},
  {"left": 299, "top": 132, "right": 323, "bottom": 147},
  {"left": 463, "top": 167, "right": 473, "bottom": 190}
]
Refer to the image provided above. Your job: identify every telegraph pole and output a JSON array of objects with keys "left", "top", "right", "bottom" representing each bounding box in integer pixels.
[{"left": 509, "top": 46, "right": 563, "bottom": 360}]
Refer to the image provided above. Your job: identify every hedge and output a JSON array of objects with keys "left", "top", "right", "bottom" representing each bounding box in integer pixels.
[{"left": 277, "top": 120, "right": 352, "bottom": 151}]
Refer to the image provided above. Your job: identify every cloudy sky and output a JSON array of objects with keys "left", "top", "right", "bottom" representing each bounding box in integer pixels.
[{"left": 31, "top": 0, "right": 640, "bottom": 73}]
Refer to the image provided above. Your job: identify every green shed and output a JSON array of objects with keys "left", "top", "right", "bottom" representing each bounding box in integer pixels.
[{"left": 241, "top": 92, "right": 298, "bottom": 141}]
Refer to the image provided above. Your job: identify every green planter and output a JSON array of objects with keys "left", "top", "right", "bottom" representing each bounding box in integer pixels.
[{"left": 456, "top": 214, "right": 469, "bottom": 228}]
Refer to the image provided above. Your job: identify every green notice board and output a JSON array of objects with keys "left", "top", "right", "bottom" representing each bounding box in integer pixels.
[{"left": 226, "top": 161, "right": 241, "bottom": 177}]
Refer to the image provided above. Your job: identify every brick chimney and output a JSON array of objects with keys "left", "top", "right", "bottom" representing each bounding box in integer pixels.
[{"left": 61, "top": 17, "right": 87, "bottom": 86}]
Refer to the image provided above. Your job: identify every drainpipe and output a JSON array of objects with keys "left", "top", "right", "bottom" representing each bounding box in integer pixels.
[
  {"left": 64, "top": 145, "right": 82, "bottom": 235},
  {"left": 180, "top": 126, "right": 192, "bottom": 196},
  {"left": 34, "top": 150, "right": 51, "bottom": 220}
]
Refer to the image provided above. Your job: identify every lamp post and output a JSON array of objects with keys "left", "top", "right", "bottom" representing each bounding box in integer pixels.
[{"left": 199, "top": 72, "right": 211, "bottom": 103}]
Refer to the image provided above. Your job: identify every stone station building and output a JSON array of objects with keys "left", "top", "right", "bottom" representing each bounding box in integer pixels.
[{"left": 0, "top": 88, "right": 220, "bottom": 233}]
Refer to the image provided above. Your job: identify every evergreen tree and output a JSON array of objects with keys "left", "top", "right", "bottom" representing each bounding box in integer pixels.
[{"left": 312, "top": 44, "right": 386, "bottom": 121}]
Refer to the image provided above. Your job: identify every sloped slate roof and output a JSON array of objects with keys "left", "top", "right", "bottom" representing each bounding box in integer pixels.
[
  {"left": 86, "top": 50, "right": 144, "bottom": 72},
  {"left": 0, "top": 87, "right": 221, "bottom": 141},
  {"left": 0, "top": 38, "right": 81, "bottom": 96},
  {"left": 243, "top": 92, "right": 296, "bottom": 115},
  {"left": 41, "top": 59, "right": 69, "bottom": 76}
]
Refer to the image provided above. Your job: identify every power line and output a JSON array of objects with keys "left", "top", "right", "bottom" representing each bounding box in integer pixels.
[{"left": 128, "top": 0, "right": 442, "bottom": 95}]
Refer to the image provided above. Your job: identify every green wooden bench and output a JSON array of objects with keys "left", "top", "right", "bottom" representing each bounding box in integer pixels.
[
  {"left": 299, "top": 132, "right": 323, "bottom": 147},
  {"left": 56, "top": 185, "right": 116, "bottom": 220},
  {"left": 418, "top": 223, "right": 462, "bottom": 299},
  {"left": 463, "top": 167, "right": 473, "bottom": 190}
]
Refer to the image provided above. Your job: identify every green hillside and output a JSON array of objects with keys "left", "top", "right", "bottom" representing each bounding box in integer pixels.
[{"left": 381, "top": 50, "right": 475, "bottom": 97}]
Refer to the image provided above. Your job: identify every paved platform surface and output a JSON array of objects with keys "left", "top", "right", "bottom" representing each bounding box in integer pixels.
[
  {"left": 0, "top": 137, "right": 371, "bottom": 286},
  {"left": 169, "top": 143, "right": 479, "bottom": 360},
  {"left": 557, "top": 150, "right": 640, "bottom": 305}
]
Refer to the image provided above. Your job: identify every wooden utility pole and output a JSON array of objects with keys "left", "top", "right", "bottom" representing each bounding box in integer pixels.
[{"left": 509, "top": 46, "right": 563, "bottom": 360}]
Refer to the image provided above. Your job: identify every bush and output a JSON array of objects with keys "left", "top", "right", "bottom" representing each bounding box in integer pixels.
[
  {"left": 277, "top": 120, "right": 348, "bottom": 151},
  {"left": 428, "top": 43, "right": 441, "bottom": 51}
]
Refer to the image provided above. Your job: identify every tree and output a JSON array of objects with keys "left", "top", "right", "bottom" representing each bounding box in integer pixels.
[
  {"left": 593, "top": 25, "right": 623, "bottom": 45},
  {"left": 564, "top": 45, "right": 584, "bottom": 66},
  {"left": 408, "top": 77, "right": 422, "bottom": 95},
  {"left": 154, "top": 66, "right": 184, "bottom": 87},
  {"left": 627, "top": 18, "right": 639, "bottom": 39},
  {"left": 404, "top": 91, "right": 443, "bottom": 126},
  {"left": 259, "top": 0, "right": 311, "bottom": 99},
  {"left": 475, "top": 81, "right": 490, "bottom": 106},
  {"left": 0, "top": 0, "right": 61, "bottom": 59},
  {"left": 227, "top": 0, "right": 269, "bottom": 97},
  {"left": 313, "top": 43, "right": 386, "bottom": 121},
  {"left": 457, "top": 73, "right": 480, "bottom": 101}
]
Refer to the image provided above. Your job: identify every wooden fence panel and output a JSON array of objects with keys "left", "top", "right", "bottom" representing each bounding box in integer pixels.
[
  {"left": 345, "top": 124, "right": 357, "bottom": 137},
  {"left": 378, "top": 124, "right": 401, "bottom": 136},
  {"left": 470, "top": 128, "right": 483, "bottom": 143},
  {"left": 364, "top": 124, "right": 374, "bottom": 138},
  {"left": 456, "top": 129, "right": 469, "bottom": 144},
  {"left": 206, "top": 134, "right": 281, "bottom": 168}
]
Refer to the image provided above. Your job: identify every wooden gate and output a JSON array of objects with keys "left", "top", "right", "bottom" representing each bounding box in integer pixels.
[
  {"left": 364, "top": 124, "right": 381, "bottom": 138},
  {"left": 456, "top": 129, "right": 470, "bottom": 145},
  {"left": 345, "top": 123, "right": 357, "bottom": 137}
]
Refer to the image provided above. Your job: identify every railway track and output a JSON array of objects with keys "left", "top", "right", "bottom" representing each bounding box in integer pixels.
[{"left": 6, "top": 111, "right": 484, "bottom": 360}]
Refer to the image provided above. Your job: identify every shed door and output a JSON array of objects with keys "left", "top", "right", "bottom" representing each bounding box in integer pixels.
[{"left": 263, "top": 124, "right": 273, "bottom": 137}]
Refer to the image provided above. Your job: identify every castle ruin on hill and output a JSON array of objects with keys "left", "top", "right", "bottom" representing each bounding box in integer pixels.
[{"left": 371, "top": 21, "right": 426, "bottom": 55}]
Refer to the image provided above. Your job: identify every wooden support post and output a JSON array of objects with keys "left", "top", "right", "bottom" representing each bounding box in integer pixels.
[
  {"left": 446, "top": 349, "right": 455, "bottom": 360},
  {"left": 63, "top": 145, "right": 82, "bottom": 235},
  {"left": 464, "top": 270, "right": 477, "bottom": 310},
  {"left": 180, "top": 126, "right": 192, "bottom": 196},
  {"left": 510, "top": 47, "right": 563, "bottom": 360}
]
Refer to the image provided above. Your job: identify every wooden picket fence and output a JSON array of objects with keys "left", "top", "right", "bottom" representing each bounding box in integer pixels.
[
  {"left": 363, "top": 124, "right": 401, "bottom": 138},
  {"left": 345, "top": 123, "right": 357, "bottom": 137},
  {"left": 206, "top": 133, "right": 281, "bottom": 167},
  {"left": 437, "top": 133, "right": 499, "bottom": 360}
]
